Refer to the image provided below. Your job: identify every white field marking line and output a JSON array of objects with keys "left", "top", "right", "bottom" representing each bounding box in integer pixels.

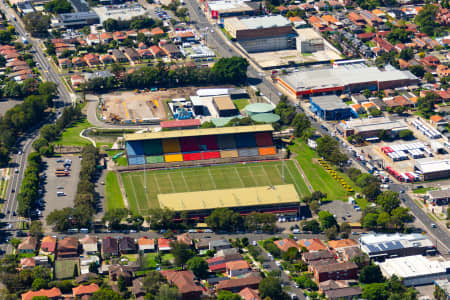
[
  {"left": 232, "top": 167, "right": 245, "bottom": 187},
  {"left": 260, "top": 165, "right": 273, "bottom": 186},
  {"left": 284, "top": 162, "right": 303, "bottom": 196},
  {"left": 207, "top": 167, "right": 217, "bottom": 189},
  {"left": 129, "top": 174, "right": 143, "bottom": 213},
  {"left": 180, "top": 170, "right": 191, "bottom": 192},
  {"left": 153, "top": 173, "right": 161, "bottom": 193},
  {"left": 247, "top": 165, "right": 259, "bottom": 186},
  {"left": 167, "top": 172, "right": 177, "bottom": 192},
  {"left": 138, "top": 175, "right": 150, "bottom": 212}
]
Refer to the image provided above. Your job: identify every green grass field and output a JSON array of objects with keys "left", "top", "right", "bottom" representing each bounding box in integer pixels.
[
  {"left": 120, "top": 160, "right": 310, "bottom": 215},
  {"left": 55, "top": 259, "right": 79, "bottom": 279},
  {"left": 105, "top": 172, "right": 125, "bottom": 211},
  {"left": 290, "top": 140, "right": 358, "bottom": 201},
  {"left": 233, "top": 99, "right": 250, "bottom": 110},
  {"left": 53, "top": 118, "right": 92, "bottom": 146}
]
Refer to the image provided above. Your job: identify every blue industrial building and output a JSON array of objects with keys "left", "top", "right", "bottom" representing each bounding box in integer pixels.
[{"left": 310, "top": 95, "right": 355, "bottom": 121}]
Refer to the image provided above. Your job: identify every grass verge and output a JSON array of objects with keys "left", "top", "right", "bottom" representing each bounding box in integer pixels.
[
  {"left": 105, "top": 171, "right": 125, "bottom": 211},
  {"left": 53, "top": 118, "right": 92, "bottom": 146}
]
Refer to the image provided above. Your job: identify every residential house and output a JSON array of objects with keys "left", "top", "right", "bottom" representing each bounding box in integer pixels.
[
  {"left": 57, "top": 237, "right": 78, "bottom": 258},
  {"left": 239, "top": 287, "right": 261, "bottom": 300},
  {"left": 177, "top": 233, "right": 193, "bottom": 246},
  {"left": 72, "top": 283, "right": 100, "bottom": 298},
  {"left": 226, "top": 260, "right": 251, "bottom": 277},
  {"left": 138, "top": 48, "right": 153, "bottom": 60},
  {"left": 161, "top": 270, "right": 203, "bottom": 300},
  {"left": 58, "top": 58, "right": 72, "bottom": 68},
  {"left": 437, "top": 64, "right": 450, "bottom": 78},
  {"left": 109, "top": 265, "right": 133, "bottom": 285},
  {"left": 18, "top": 237, "right": 37, "bottom": 254},
  {"left": 138, "top": 237, "right": 155, "bottom": 252},
  {"left": 40, "top": 236, "right": 57, "bottom": 255},
  {"left": 325, "top": 287, "right": 363, "bottom": 300},
  {"left": 33, "top": 256, "right": 50, "bottom": 267},
  {"left": 151, "top": 27, "right": 164, "bottom": 36},
  {"left": 21, "top": 288, "right": 62, "bottom": 300},
  {"left": 80, "top": 256, "right": 100, "bottom": 275},
  {"left": 177, "top": 30, "right": 195, "bottom": 42},
  {"left": 384, "top": 95, "right": 413, "bottom": 108},
  {"left": 298, "top": 239, "right": 327, "bottom": 252},
  {"left": 314, "top": 262, "right": 359, "bottom": 282},
  {"left": 342, "top": 247, "right": 368, "bottom": 265},
  {"left": 208, "top": 254, "right": 243, "bottom": 273},
  {"left": 71, "top": 74, "right": 85, "bottom": 87},
  {"left": 216, "top": 273, "right": 262, "bottom": 293},
  {"left": 150, "top": 45, "right": 166, "bottom": 58},
  {"left": 430, "top": 115, "right": 448, "bottom": 126},
  {"left": 158, "top": 237, "right": 171, "bottom": 252},
  {"left": 124, "top": 48, "right": 140, "bottom": 62},
  {"left": 76, "top": 272, "right": 99, "bottom": 284},
  {"left": 80, "top": 235, "right": 98, "bottom": 255},
  {"left": 274, "top": 239, "right": 301, "bottom": 252},
  {"left": 328, "top": 239, "right": 358, "bottom": 250},
  {"left": 113, "top": 31, "right": 127, "bottom": 41},
  {"left": 84, "top": 53, "right": 100, "bottom": 67},
  {"left": 119, "top": 237, "right": 137, "bottom": 254},
  {"left": 348, "top": 12, "right": 366, "bottom": 26},
  {"left": 289, "top": 16, "right": 307, "bottom": 28},
  {"left": 132, "top": 278, "right": 146, "bottom": 299},
  {"left": 373, "top": 36, "right": 394, "bottom": 52},
  {"left": 138, "top": 28, "right": 151, "bottom": 36},
  {"left": 196, "top": 238, "right": 210, "bottom": 252},
  {"left": 86, "top": 34, "right": 100, "bottom": 45},
  {"left": 309, "top": 258, "right": 338, "bottom": 273},
  {"left": 303, "top": 250, "right": 335, "bottom": 264},
  {"left": 360, "top": 10, "right": 383, "bottom": 26},
  {"left": 100, "top": 54, "right": 114, "bottom": 64},
  {"left": 102, "top": 237, "right": 119, "bottom": 258},
  {"left": 209, "top": 239, "right": 231, "bottom": 251},
  {"left": 422, "top": 55, "right": 440, "bottom": 68},
  {"left": 137, "top": 42, "right": 147, "bottom": 49},
  {"left": 72, "top": 57, "right": 86, "bottom": 68},
  {"left": 100, "top": 32, "right": 113, "bottom": 43},
  {"left": 21, "top": 257, "right": 36, "bottom": 269},
  {"left": 110, "top": 49, "right": 128, "bottom": 63},
  {"left": 126, "top": 30, "right": 138, "bottom": 39},
  {"left": 162, "top": 44, "right": 182, "bottom": 59}
]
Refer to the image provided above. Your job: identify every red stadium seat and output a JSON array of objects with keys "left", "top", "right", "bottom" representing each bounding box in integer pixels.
[
  {"left": 202, "top": 151, "right": 220, "bottom": 160},
  {"left": 183, "top": 152, "right": 202, "bottom": 161}
]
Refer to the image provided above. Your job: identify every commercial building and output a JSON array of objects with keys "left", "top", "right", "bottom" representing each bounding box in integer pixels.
[
  {"left": 310, "top": 95, "right": 354, "bottom": 120},
  {"left": 415, "top": 159, "right": 450, "bottom": 180},
  {"left": 205, "top": 0, "right": 256, "bottom": 20},
  {"left": 223, "top": 15, "right": 296, "bottom": 52},
  {"left": 278, "top": 64, "right": 419, "bottom": 98},
  {"left": 213, "top": 95, "right": 239, "bottom": 117},
  {"left": 378, "top": 255, "right": 450, "bottom": 286},
  {"left": 360, "top": 233, "right": 436, "bottom": 261},
  {"left": 56, "top": 11, "right": 100, "bottom": 28},
  {"left": 427, "top": 189, "right": 450, "bottom": 205},
  {"left": 93, "top": 3, "right": 146, "bottom": 23},
  {"left": 296, "top": 29, "right": 324, "bottom": 53},
  {"left": 337, "top": 117, "right": 409, "bottom": 139}
]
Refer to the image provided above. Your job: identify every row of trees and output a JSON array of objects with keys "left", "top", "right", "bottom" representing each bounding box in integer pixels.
[
  {"left": 205, "top": 208, "right": 277, "bottom": 233},
  {"left": 17, "top": 153, "right": 42, "bottom": 217},
  {"left": 316, "top": 135, "right": 348, "bottom": 165},
  {"left": 103, "top": 16, "right": 162, "bottom": 32},
  {"left": 44, "top": 0, "right": 73, "bottom": 13},
  {"left": 47, "top": 145, "right": 99, "bottom": 231},
  {"left": 346, "top": 168, "right": 381, "bottom": 201}
]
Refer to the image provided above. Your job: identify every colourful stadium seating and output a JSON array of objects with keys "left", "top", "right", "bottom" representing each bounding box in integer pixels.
[
  {"left": 202, "top": 151, "right": 221, "bottom": 160},
  {"left": 126, "top": 141, "right": 144, "bottom": 156},
  {"left": 162, "top": 138, "right": 181, "bottom": 153},
  {"left": 183, "top": 152, "right": 202, "bottom": 161},
  {"left": 164, "top": 153, "right": 183, "bottom": 162},
  {"left": 146, "top": 155, "right": 164, "bottom": 163},
  {"left": 143, "top": 140, "right": 163, "bottom": 155},
  {"left": 235, "top": 133, "right": 257, "bottom": 148},
  {"left": 129, "top": 155, "right": 146, "bottom": 165},
  {"left": 198, "top": 136, "right": 218, "bottom": 150},
  {"left": 220, "top": 149, "right": 239, "bottom": 158},
  {"left": 259, "top": 146, "right": 277, "bottom": 156},
  {"left": 180, "top": 137, "right": 200, "bottom": 152},
  {"left": 255, "top": 132, "right": 273, "bottom": 147},
  {"left": 217, "top": 134, "right": 236, "bottom": 149},
  {"left": 238, "top": 148, "right": 259, "bottom": 157}
]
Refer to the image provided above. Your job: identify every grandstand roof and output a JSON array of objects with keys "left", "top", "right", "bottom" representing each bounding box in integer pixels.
[
  {"left": 124, "top": 124, "right": 274, "bottom": 141},
  {"left": 158, "top": 184, "right": 299, "bottom": 211}
]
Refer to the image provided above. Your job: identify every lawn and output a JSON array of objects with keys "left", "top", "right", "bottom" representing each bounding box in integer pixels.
[
  {"left": 53, "top": 118, "right": 92, "bottom": 146},
  {"left": 290, "top": 140, "right": 356, "bottom": 201},
  {"left": 105, "top": 171, "right": 125, "bottom": 211},
  {"left": 121, "top": 160, "right": 310, "bottom": 215},
  {"left": 143, "top": 253, "right": 159, "bottom": 269},
  {"left": 55, "top": 259, "right": 79, "bottom": 279},
  {"left": 233, "top": 99, "right": 250, "bottom": 110},
  {"left": 413, "top": 187, "right": 436, "bottom": 194}
]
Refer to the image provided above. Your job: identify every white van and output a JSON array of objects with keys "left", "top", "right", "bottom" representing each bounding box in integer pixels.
[{"left": 57, "top": 191, "right": 65, "bottom": 196}]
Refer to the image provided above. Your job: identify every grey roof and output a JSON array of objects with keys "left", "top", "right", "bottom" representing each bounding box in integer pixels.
[
  {"left": 311, "top": 95, "right": 349, "bottom": 110},
  {"left": 427, "top": 189, "right": 450, "bottom": 199},
  {"left": 59, "top": 11, "right": 99, "bottom": 21},
  {"left": 210, "top": 239, "right": 231, "bottom": 247},
  {"left": 239, "top": 15, "right": 291, "bottom": 29}
]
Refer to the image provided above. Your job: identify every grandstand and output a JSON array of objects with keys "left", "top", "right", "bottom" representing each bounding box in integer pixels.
[{"left": 124, "top": 125, "right": 277, "bottom": 166}]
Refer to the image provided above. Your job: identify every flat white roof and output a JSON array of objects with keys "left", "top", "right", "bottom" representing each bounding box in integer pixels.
[
  {"left": 360, "top": 233, "right": 434, "bottom": 255},
  {"left": 207, "top": 0, "right": 253, "bottom": 12},
  {"left": 416, "top": 159, "right": 450, "bottom": 174},
  {"left": 239, "top": 15, "right": 291, "bottom": 29},
  {"left": 378, "top": 255, "right": 450, "bottom": 279}
]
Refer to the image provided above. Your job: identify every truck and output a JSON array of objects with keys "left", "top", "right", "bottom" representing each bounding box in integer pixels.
[{"left": 55, "top": 171, "right": 69, "bottom": 177}]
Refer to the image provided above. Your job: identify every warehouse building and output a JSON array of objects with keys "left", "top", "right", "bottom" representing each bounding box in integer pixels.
[
  {"left": 223, "top": 15, "right": 296, "bottom": 52},
  {"left": 360, "top": 233, "right": 436, "bottom": 261},
  {"left": 378, "top": 255, "right": 450, "bottom": 286},
  {"left": 427, "top": 189, "right": 450, "bottom": 205},
  {"left": 310, "top": 95, "right": 354, "bottom": 121},
  {"left": 277, "top": 64, "right": 419, "bottom": 98},
  {"left": 213, "top": 95, "right": 239, "bottom": 117},
  {"left": 415, "top": 159, "right": 450, "bottom": 180},
  {"left": 205, "top": 0, "right": 256, "bottom": 20},
  {"left": 337, "top": 117, "right": 409, "bottom": 139}
]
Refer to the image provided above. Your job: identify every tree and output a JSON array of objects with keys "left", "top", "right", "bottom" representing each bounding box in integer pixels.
[
  {"left": 362, "top": 182, "right": 380, "bottom": 201},
  {"left": 73, "top": 264, "right": 78, "bottom": 277},
  {"left": 282, "top": 247, "right": 300, "bottom": 262},
  {"left": 398, "top": 129, "right": 413, "bottom": 140},
  {"left": 295, "top": 274, "right": 318, "bottom": 290},
  {"left": 424, "top": 72, "right": 435, "bottom": 83},
  {"left": 44, "top": 0, "right": 73, "bottom": 13},
  {"left": 146, "top": 208, "right": 175, "bottom": 230},
  {"left": 340, "top": 222, "right": 351, "bottom": 238},
  {"left": 359, "top": 265, "right": 384, "bottom": 283},
  {"left": 362, "top": 283, "right": 389, "bottom": 300},
  {"left": 88, "top": 262, "right": 98, "bottom": 274},
  {"left": 211, "top": 57, "right": 249, "bottom": 85},
  {"left": 292, "top": 113, "right": 311, "bottom": 137},
  {"left": 33, "top": 138, "right": 49, "bottom": 152},
  {"left": 259, "top": 276, "right": 287, "bottom": 300},
  {"left": 186, "top": 257, "right": 208, "bottom": 278},
  {"left": 318, "top": 211, "right": 337, "bottom": 230},
  {"left": 324, "top": 225, "right": 338, "bottom": 240},
  {"left": 29, "top": 221, "right": 43, "bottom": 239},
  {"left": 363, "top": 213, "right": 379, "bottom": 230},
  {"left": 390, "top": 207, "right": 413, "bottom": 229},
  {"left": 32, "top": 277, "right": 48, "bottom": 290},
  {"left": 377, "top": 212, "right": 391, "bottom": 229},
  {"left": 39, "top": 124, "right": 58, "bottom": 142},
  {"left": 399, "top": 48, "right": 414, "bottom": 61},
  {"left": 110, "top": 63, "right": 125, "bottom": 77},
  {"left": 301, "top": 219, "right": 321, "bottom": 233},
  {"left": 8, "top": 238, "right": 21, "bottom": 250},
  {"left": 39, "top": 82, "right": 58, "bottom": 98},
  {"left": 117, "top": 275, "right": 127, "bottom": 292},
  {"left": 309, "top": 201, "right": 320, "bottom": 214},
  {"left": 415, "top": 4, "right": 439, "bottom": 36},
  {"left": 217, "top": 290, "right": 242, "bottom": 300},
  {"left": 352, "top": 254, "right": 368, "bottom": 268},
  {"left": 143, "top": 271, "right": 167, "bottom": 295},
  {"left": 170, "top": 241, "right": 193, "bottom": 268},
  {"left": 156, "top": 284, "right": 181, "bottom": 300},
  {"left": 377, "top": 191, "right": 400, "bottom": 214},
  {"left": 408, "top": 65, "right": 425, "bottom": 78},
  {"left": 102, "top": 208, "right": 128, "bottom": 229},
  {"left": 370, "top": 108, "right": 382, "bottom": 117},
  {"left": 206, "top": 208, "right": 243, "bottom": 232},
  {"left": 91, "top": 288, "right": 124, "bottom": 300},
  {"left": 316, "top": 135, "right": 348, "bottom": 165},
  {"left": 23, "top": 12, "right": 50, "bottom": 37}
]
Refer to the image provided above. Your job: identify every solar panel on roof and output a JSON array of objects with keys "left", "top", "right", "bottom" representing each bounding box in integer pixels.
[{"left": 367, "top": 245, "right": 379, "bottom": 252}]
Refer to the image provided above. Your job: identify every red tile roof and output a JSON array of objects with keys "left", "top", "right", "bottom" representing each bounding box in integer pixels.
[
  {"left": 22, "top": 288, "right": 62, "bottom": 300},
  {"left": 274, "top": 239, "right": 301, "bottom": 252},
  {"left": 73, "top": 283, "right": 100, "bottom": 296},
  {"left": 160, "top": 119, "right": 201, "bottom": 129}
]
